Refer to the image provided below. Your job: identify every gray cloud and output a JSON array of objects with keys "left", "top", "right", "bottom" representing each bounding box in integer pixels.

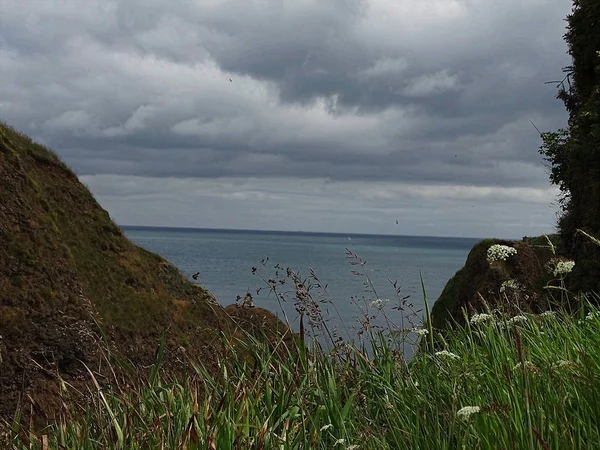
[
  {"left": 81, "top": 175, "right": 560, "bottom": 238},
  {"left": 0, "top": 0, "right": 572, "bottom": 236}
]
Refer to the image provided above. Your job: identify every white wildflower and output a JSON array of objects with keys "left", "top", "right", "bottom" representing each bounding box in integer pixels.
[
  {"left": 456, "top": 406, "right": 481, "bottom": 420},
  {"left": 508, "top": 315, "right": 528, "bottom": 325},
  {"left": 540, "top": 311, "right": 556, "bottom": 318},
  {"left": 320, "top": 424, "right": 333, "bottom": 432},
  {"left": 487, "top": 244, "right": 517, "bottom": 263},
  {"left": 346, "top": 446, "right": 360, "bottom": 450},
  {"left": 370, "top": 298, "right": 389, "bottom": 309},
  {"left": 413, "top": 328, "right": 429, "bottom": 336},
  {"left": 551, "top": 260, "right": 575, "bottom": 277},
  {"left": 435, "top": 350, "right": 459, "bottom": 360},
  {"left": 470, "top": 313, "right": 493, "bottom": 325},
  {"left": 334, "top": 438, "right": 346, "bottom": 446},
  {"left": 553, "top": 360, "right": 575, "bottom": 369},
  {"left": 500, "top": 279, "right": 523, "bottom": 292},
  {"left": 512, "top": 361, "right": 538, "bottom": 372},
  {"left": 586, "top": 311, "right": 600, "bottom": 321}
]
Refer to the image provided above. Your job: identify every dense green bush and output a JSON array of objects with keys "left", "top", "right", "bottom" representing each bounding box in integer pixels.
[{"left": 539, "top": 0, "right": 600, "bottom": 295}]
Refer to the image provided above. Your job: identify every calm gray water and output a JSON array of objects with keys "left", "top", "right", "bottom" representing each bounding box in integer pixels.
[{"left": 122, "top": 226, "right": 479, "bottom": 344}]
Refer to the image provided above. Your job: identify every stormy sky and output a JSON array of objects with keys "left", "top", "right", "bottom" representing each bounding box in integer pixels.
[{"left": 1, "top": 0, "right": 572, "bottom": 237}]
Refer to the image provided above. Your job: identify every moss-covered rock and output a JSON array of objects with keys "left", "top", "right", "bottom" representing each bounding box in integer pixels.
[{"left": 431, "top": 235, "right": 564, "bottom": 330}]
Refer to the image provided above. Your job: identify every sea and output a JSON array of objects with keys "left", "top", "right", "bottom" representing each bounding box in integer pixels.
[{"left": 122, "top": 226, "right": 480, "bottom": 349}]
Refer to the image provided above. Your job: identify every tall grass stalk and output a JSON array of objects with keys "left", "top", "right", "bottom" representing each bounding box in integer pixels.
[{"left": 8, "top": 301, "right": 600, "bottom": 449}]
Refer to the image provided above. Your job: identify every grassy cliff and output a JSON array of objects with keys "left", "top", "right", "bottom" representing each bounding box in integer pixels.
[{"left": 0, "top": 122, "right": 287, "bottom": 423}]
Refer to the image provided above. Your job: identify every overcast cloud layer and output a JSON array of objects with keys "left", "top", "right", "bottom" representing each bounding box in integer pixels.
[{"left": 0, "top": 0, "right": 572, "bottom": 237}]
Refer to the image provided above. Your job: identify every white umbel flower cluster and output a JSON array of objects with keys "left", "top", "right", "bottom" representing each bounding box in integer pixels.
[
  {"left": 586, "top": 311, "right": 600, "bottom": 321},
  {"left": 456, "top": 406, "right": 480, "bottom": 420},
  {"left": 370, "top": 298, "right": 389, "bottom": 309},
  {"left": 552, "top": 260, "right": 575, "bottom": 277},
  {"left": 512, "top": 361, "right": 539, "bottom": 372},
  {"left": 470, "top": 313, "right": 493, "bottom": 325},
  {"left": 508, "top": 315, "right": 528, "bottom": 325},
  {"left": 413, "top": 328, "right": 429, "bottom": 336},
  {"left": 487, "top": 244, "right": 517, "bottom": 263},
  {"left": 552, "top": 360, "right": 575, "bottom": 369},
  {"left": 435, "top": 350, "right": 459, "bottom": 360},
  {"left": 500, "top": 279, "right": 523, "bottom": 293}
]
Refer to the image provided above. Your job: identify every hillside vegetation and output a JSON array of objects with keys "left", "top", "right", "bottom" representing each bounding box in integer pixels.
[
  {"left": 7, "top": 300, "right": 600, "bottom": 449},
  {"left": 0, "top": 122, "right": 288, "bottom": 424},
  {"left": 539, "top": 0, "right": 600, "bottom": 294},
  {"left": 430, "top": 236, "right": 563, "bottom": 331},
  {"left": 432, "top": 0, "right": 600, "bottom": 329},
  {"left": 2, "top": 1, "right": 600, "bottom": 447}
]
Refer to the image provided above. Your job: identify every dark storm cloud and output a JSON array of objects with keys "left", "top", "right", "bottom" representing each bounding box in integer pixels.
[{"left": 0, "top": 0, "right": 572, "bottom": 190}]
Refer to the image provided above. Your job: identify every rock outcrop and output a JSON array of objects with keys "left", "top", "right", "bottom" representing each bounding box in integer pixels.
[{"left": 431, "top": 236, "right": 564, "bottom": 330}]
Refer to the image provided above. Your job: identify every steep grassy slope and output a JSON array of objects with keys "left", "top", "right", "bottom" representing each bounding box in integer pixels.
[{"left": 0, "top": 123, "right": 281, "bottom": 423}]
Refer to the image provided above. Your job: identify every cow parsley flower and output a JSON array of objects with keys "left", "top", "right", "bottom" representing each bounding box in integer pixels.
[
  {"left": 435, "top": 350, "right": 459, "bottom": 360},
  {"left": 470, "top": 313, "right": 493, "bottom": 325},
  {"left": 457, "top": 406, "right": 480, "bottom": 420},
  {"left": 552, "top": 360, "right": 575, "bottom": 369},
  {"left": 370, "top": 298, "right": 389, "bottom": 309},
  {"left": 540, "top": 311, "right": 556, "bottom": 318},
  {"left": 552, "top": 260, "right": 575, "bottom": 277},
  {"left": 508, "top": 315, "right": 528, "bottom": 325},
  {"left": 586, "top": 311, "right": 600, "bottom": 321},
  {"left": 413, "top": 328, "right": 429, "bottom": 336},
  {"left": 512, "top": 361, "right": 538, "bottom": 372},
  {"left": 487, "top": 244, "right": 517, "bottom": 263},
  {"left": 500, "top": 279, "right": 523, "bottom": 292}
]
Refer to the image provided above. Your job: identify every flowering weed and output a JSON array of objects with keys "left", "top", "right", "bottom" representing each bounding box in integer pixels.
[
  {"left": 486, "top": 244, "right": 517, "bottom": 263},
  {"left": 9, "top": 261, "right": 600, "bottom": 450}
]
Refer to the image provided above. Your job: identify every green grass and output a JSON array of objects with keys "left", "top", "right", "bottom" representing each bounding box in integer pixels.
[{"left": 6, "top": 303, "right": 600, "bottom": 449}]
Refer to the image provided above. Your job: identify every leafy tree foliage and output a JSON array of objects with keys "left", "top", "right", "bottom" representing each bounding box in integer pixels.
[{"left": 539, "top": 0, "right": 600, "bottom": 295}]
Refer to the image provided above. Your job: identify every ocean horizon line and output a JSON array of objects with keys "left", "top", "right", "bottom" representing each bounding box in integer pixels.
[{"left": 120, "top": 224, "right": 492, "bottom": 241}]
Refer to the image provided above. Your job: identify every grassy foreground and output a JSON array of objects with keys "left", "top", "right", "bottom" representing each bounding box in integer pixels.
[{"left": 4, "top": 302, "right": 600, "bottom": 449}]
